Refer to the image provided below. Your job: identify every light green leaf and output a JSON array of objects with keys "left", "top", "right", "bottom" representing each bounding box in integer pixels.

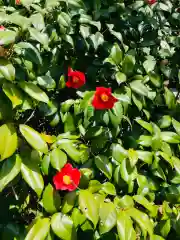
[
  {"left": 115, "top": 72, "right": 127, "bottom": 84},
  {"left": 136, "top": 119, "right": 153, "bottom": 133},
  {"left": 30, "top": 13, "right": 45, "bottom": 31},
  {"left": 3, "top": 83, "right": 23, "bottom": 108},
  {"left": 0, "top": 59, "right": 15, "bottom": 81},
  {"left": 50, "top": 148, "right": 67, "bottom": 171},
  {"left": 161, "top": 132, "right": 180, "bottom": 144},
  {"left": 101, "top": 182, "right": 116, "bottom": 195},
  {"left": 117, "top": 211, "right": 136, "bottom": 240},
  {"left": 62, "top": 191, "right": 77, "bottom": 214},
  {"left": 133, "top": 195, "right": 157, "bottom": 217},
  {"left": 79, "top": 190, "right": 99, "bottom": 227},
  {"left": 111, "top": 43, "right": 123, "bottom": 65},
  {"left": 19, "top": 82, "right": 49, "bottom": 103},
  {"left": 51, "top": 213, "right": 77, "bottom": 240},
  {"left": 122, "top": 55, "right": 135, "bottom": 76},
  {"left": 164, "top": 87, "right": 176, "bottom": 109},
  {"left": 25, "top": 218, "right": 50, "bottom": 240},
  {"left": 37, "top": 76, "right": 56, "bottom": 90},
  {"left": 172, "top": 118, "right": 180, "bottom": 135},
  {"left": 95, "top": 155, "right": 112, "bottom": 179},
  {"left": 0, "top": 123, "right": 18, "bottom": 161},
  {"left": 130, "top": 80, "right": 148, "bottom": 96},
  {"left": 21, "top": 156, "right": 44, "bottom": 197},
  {"left": 0, "top": 30, "right": 16, "bottom": 45},
  {"left": 158, "top": 115, "right": 171, "bottom": 129},
  {"left": 90, "top": 32, "right": 104, "bottom": 50},
  {"left": 148, "top": 72, "right": 162, "bottom": 88},
  {"left": 99, "top": 202, "right": 116, "bottom": 234},
  {"left": 0, "top": 154, "right": 21, "bottom": 192},
  {"left": 19, "top": 124, "right": 48, "bottom": 153},
  {"left": 29, "top": 27, "right": 49, "bottom": 46},
  {"left": 42, "top": 184, "right": 61, "bottom": 214},
  {"left": 126, "top": 208, "right": 153, "bottom": 238},
  {"left": 136, "top": 150, "right": 153, "bottom": 164}
]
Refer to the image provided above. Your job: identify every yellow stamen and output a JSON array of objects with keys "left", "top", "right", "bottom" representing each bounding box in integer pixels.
[
  {"left": 101, "top": 94, "right": 109, "bottom": 102},
  {"left": 73, "top": 77, "right": 79, "bottom": 83},
  {"left": 63, "top": 175, "right": 71, "bottom": 185}
]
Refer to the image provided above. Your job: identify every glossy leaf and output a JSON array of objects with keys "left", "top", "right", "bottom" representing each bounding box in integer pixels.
[
  {"left": 19, "top": 82, "right": 49, "bottom": 103},
  {"left": 25, "top": 218, "right": 50, "bottom": 240},
  {"left": 51, "top": 213, "right": 77, "bottom": 240},
  {"left": 19, "top": 124, "right": 48, "bottom": 153},
  {"left": 79, "top": 190, "right": 99, "bottom": 227},
  {"left": 0, "top": 59, "right": 15, "bottom": 81},
  {"left": 99, "top": 201, "right": 116, "bottom": 234},
  {"left": 42, "top": 184, "right": 61, "bottom": 214},
  {"left": 0, "top": 123, "right": 18, "bottom": 161},
  {"left": 95, "top": 155, "right": 112, "bottom": 179},
  {"left": 50, "top": 148, "right": 67, "bottom": 171},
  {"left": 21, "top": 156, "right": 44, "bottom": 197},
  {"left": 61, "top": 191, "right": 77, "bottom": 214},
  {"left": 0, "top": 154, "right": 21, "bottom": 192},
  {"left": 117, "top": 211, "right": 136, "bottom": 240}
]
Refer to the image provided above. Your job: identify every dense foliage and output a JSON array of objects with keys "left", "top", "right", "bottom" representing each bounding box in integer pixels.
[{"left": 0, "top": 0, "right": 180, "bottom": 239}]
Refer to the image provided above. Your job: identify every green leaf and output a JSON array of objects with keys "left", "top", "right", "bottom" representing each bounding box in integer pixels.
[
  {"left": 25, "top": 218, "right": 50, "bottom": 240},
  {"left": 3, "top": 83, "right": 23, "bottom": 108},
  {"left": 111, "top": 143, "right": 127, "bottom": 163},
  {"left": 164, "top": 87, "right": 176, "bottom": 109},
  {"left": 148, "top": 72, "right": 162, "bottom": 88},
  {"left": 0, "top": 59, "right": 15, "bottom": 81},
  {"left": 172, "top": 118, "right": 180, "bottom": 135},
  {"left": 130, "top": 80, "right": 148, "bottom": 96},
  {"left": 79, "top": 190, "right": 99, "bottom": 227},
  {"left": 101, "top": 182, "right": 116, "bottom": 195},
  {"left": 122, "top": 55, "right": 135, "bottom": 76},
  {"left": 42, "top": 184, "right": 61, "bottom": 214},
  {"left": 50, "top": 148, "right": 67, "bottom": 171},
  {"left": 51, "top": 213, "right": 77, "bottom": 240},
  {"left": 19, "top": 82, "right": 49, "bottom": 103},
  {"left": 143, "top": 56, "right": 156, "bottom": 73},
  {"left": 0, "top": 123, "right": 18, "bottom": 161},
  {"left": 42, "top": 154, "right": 51, "bottom": 175},
  {"left": 117, "top": 211, "right": 136, "bottom": 240},
  {"left": 89, "top": 32, "right": 104, "bottom": 50},
  {"left": 61, "top": 191, "right": 77, "bottom": 214},
  {"left": 158, "top": 219, "right": 171, "bottom": 238},
  {"left": 126, "top": 208, "right": 153, "bottom": 238},
  {"left": 115, "top": 72, "right": 127, "bottom": 84},
  {"left": 171, "top": 156, "right": 180, "bottom": 174},
  {"left": 29, "top": 28, "right": 49, "bottom": 47},
  {"left": 158, "top": 115, "right": 171, "bottom": 129},
  {"left": 161, "top": 132, "right": 180, "bottom": 144},
  {"left": 152, "top": 235, "right": 165, "bottom": 240},
  {"left": 128, "top": 149, "right": 138, "bottom": 167},
  {"left": 136, "top": 150, "right": 153, "bottom": 164},
  {"left": 136, "top": 119, "right": 153, "bottom": 133},
  {"left": 95, "top": 155, "right": 112, "bottom": 179},
  {"left": 21, "top": 156, "right": 44, "bottom": 197},
  {"left": 133, "top": 195, "right": 157, "bottom": 217},
  {"left": 59, "top": 141, "right": 82, "bottom": 163},
  {"left": 99, "top": 202, "right": 116, "bottom": 234},
  {"left": 30, "top": 13, "right": 45, "bottom": 31},
  {"left": 0, "top": 30, "right": 16, "bottom": 45},
  {"left": 15, "top": 42, "right": 42, "bottom": 65},
  {"left": 108, "top": 102, "right": 123, "bottom": 128},
  {"left": 8, "top": 13, "right": 30, "bottom": 30},
  {"left": 58, "top": 12, "right": 71, "bottom": 28},
  {"left": 19, "top": 124, "right": 48, "bottom": 153},
  {"left": 37, "top": 76, "right": 56, "bottom": 90},
  {"left": 0, "top": 154, "right": 21, "bottom": 192},
  {"left": 110, "top": 43, "right": 123, "bottom": 65},
  {"left": 138, "top": 135, "right": 152, "bottom": 147},
  {"left": 114, "top": 195, "right": 134, "bottom": 208}
]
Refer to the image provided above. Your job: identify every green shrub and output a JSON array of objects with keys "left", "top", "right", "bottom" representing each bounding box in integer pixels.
[{"left": 0, "top": 0, "right": 180, "bottom": 239}]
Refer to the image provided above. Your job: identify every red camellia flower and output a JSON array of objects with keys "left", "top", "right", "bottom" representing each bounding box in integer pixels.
[
  {"left": 0, "top": 26, "right": 5, "bottom": 31},
  {"left": 146, "top": 0, "right": 157, "bottom": 5},
  {"left": 66, "top": 67, "right": 86, "bottom": 89},
  {"left": 53, "top": 163, "right": 81, "bottom": 191},
  {"left": 92, "top": 87, "right": 118, "bottom": 110},
  {"left": 15, "top": 0, "right": 21, "bottom": 4}
]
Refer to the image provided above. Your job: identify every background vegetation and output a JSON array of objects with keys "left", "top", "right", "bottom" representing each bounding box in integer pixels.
[{"left": 0, "top": 0, "right": 180, "bottom": 239}]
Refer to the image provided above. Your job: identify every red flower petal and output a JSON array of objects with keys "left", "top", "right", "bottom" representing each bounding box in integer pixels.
[
  {"left": 66, "top": 68, "right": 86, "bottom": 89},
  {"left": 53, "top": 163, "right": 81, "bottom": 191},
  {"left": 92, "top": 87, "right": 118, "bottom": 110}
]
